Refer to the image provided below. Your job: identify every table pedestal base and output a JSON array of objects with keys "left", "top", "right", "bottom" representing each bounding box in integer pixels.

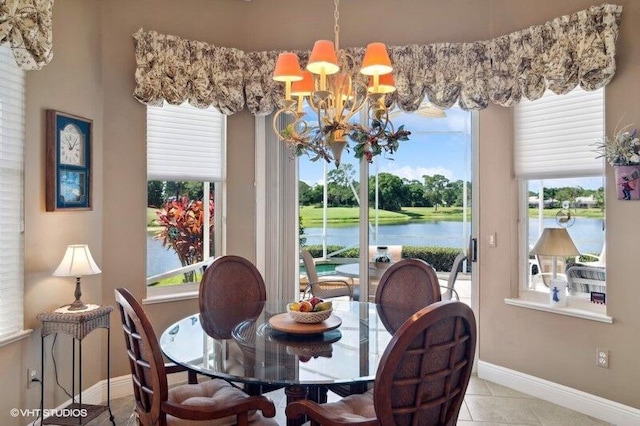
[{"left": 285, "top": 385, "right": 328, "bottom": 426}]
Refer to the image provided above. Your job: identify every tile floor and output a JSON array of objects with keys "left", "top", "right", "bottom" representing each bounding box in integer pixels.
[{"left": 93, "top": 375, "right": 611, "bottom": 425}]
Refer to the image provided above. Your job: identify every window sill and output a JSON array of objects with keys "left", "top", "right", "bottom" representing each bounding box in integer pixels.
[
  {"left": 143, "top": 282, "right": 199, "bottom": 305},
  {"left": 505, "top": 297, "right": 612, "bottom": 323},
  {"left": 0, "top": 329, "right": 33, "bottom": 348}
]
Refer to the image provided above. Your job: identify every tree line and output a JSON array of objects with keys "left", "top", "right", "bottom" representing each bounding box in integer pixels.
[
  {"left": 299, "top": 164, "right": 604, "bottom": 212},
  {"left": 299, "top": 164, "right": 471, "bottom": 212}
]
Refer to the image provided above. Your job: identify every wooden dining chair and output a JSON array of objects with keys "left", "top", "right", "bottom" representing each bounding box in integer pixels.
[
  {"left": 329, "top": 260, "right": 442, "bottom": 399},
  {"left": 374, "top": 258, "right": 441, "bottom": 332},
  {"left": 198, "top": 255, "right": 283, "bottom": 396},
  {"left": 114, "top": 287, "right": 277, "bottom": 426},
  {"left": 200, "top": 255, "right": 267, "bottom": 313},
  {"left": 286, "top": 300, "right": 477, "bottom": 425}
]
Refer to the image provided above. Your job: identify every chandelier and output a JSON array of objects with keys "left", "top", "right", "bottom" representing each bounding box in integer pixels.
[{"left": 272, "top": 0, "right": 410, "bottom": 167}]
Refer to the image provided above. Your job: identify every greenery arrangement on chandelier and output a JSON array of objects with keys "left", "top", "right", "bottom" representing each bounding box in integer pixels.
[{"left": 281, "top": 118, "right": 411, "bottom": 165}]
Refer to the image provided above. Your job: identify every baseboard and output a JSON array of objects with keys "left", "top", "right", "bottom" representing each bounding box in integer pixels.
[
  {"left": 28, "top": 372, "right": 190, "bottom": 426},
  {"left": 478, "top": 361, "right": 640, "bottom": 425},
  {"left": 40, "top": 365, "right": 640, "bottom": 425}
]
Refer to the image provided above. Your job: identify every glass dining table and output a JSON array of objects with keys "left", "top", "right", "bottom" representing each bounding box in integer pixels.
[{"left": 160, "top": 299, "right": 410, "bottom": 426}]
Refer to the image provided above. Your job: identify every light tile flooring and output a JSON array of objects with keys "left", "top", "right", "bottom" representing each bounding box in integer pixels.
[{"left": 94, "top": 375, "right": 611, "bottom": 425}]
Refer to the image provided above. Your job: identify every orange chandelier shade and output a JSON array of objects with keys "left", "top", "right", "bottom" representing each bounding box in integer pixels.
[
  {"left": 273, "top": 52, "right": 304, "bottom": 82},
  {"left": 291, "top": 71, "right": 315, "bottom": 97},
  {"left": 307, "top": 40, "right": 340, "bottom": 75},
  {"left": 360, "top": 42, "right": 393, "bottom": 76},
  {"left": 368, "top": 72, "right": 396, "bottom": 94}
]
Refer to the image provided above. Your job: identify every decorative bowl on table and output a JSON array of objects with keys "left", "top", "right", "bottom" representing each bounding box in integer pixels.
[{"left": 286, "top": 303, "right": 332, "bottom": 324}]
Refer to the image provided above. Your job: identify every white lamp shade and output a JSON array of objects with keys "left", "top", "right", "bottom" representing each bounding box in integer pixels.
[
  {"left": 531, "top": 228, "right": 580, "bottom": 257},
  {"left": 53, "top": 244, "right": 102, "bottom": 277}
]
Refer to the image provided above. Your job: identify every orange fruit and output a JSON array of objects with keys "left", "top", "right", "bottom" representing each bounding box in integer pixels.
[{"left": 299, "top": 300, "right": 313, "bottom": 312}]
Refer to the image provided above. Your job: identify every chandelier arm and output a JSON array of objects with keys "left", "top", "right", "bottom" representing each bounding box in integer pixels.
[{"left": 341, "top": 89, "right": 368, "bottom": 125}]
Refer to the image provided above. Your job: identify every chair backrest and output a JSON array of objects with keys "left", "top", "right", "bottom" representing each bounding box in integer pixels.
[
  {"left": 535, "top": 255, "right": 567, "bottom": 287},
  {"left": 300, "top": 250, "right": 320, "bottom": 283},
  {"left": 114, "top": 288, "right": 168, "bottom": 426},
  {"left": 199, "top": 255, "right": 266, "bottom": 338},
  {"left": 442, "top": 252, "right": 467, "bottom": 301},
  {"left": 566, "top": 265, "right": 606, "bottom": 295},
  {"left": 374, "top": 301, "right": 477, "bottom": 425},
  {"left": 375, "top": 258, "right": 441, "bottom": 332}
]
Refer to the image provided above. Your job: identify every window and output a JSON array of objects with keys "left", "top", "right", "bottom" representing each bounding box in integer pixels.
[
  {"left": 146, "top": 102, "right": 225, "bottom": 299},
  {"left": 514, "top": 87, "right": 606, "bottom": 311},
  {"left": 0, "top": 44, "right": 26, "bottom": 344},
  {"left": 296, "top": 103, "right": 474, "bottom": 301}
]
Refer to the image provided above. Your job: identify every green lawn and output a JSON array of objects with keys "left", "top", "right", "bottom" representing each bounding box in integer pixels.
[
  {"left": 300, "top": 206, "right": 470, "bottom": 224},
  {"left": 300, "top": 205, "right": 603, "bottom": 225}
]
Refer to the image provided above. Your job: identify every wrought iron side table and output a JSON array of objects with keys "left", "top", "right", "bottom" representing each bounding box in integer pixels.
[{"left": 37, "top": 305, "right": 114, "bottom": 425}]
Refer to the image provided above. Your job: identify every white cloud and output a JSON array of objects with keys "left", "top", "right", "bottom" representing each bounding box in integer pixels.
[{"left": 379, "top": 164, "right": 454, "bottom": 181}]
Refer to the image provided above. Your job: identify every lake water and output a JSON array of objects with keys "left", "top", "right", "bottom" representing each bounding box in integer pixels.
[
  {"left": 147, "top": 232, "right": 183, "bottom": 277},
  {"left": 302, "top": 217, "right": 605, "bottom": 254},
  {"left": 148, "top": 217, "right": 605, "bottom": 276}
]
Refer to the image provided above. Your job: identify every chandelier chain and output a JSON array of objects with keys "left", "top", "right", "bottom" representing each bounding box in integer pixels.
[{"left": 334, "top": 0, "right": 340, "bottom": 51}]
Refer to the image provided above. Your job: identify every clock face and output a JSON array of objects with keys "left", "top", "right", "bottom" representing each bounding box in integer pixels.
[{"left": 59, "top": 124, "right": 84, "bottom": 166}]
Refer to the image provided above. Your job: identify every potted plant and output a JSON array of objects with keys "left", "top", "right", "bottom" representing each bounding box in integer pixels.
[{"left": 596, "top": 124, "right": 640, "bottom": 200}]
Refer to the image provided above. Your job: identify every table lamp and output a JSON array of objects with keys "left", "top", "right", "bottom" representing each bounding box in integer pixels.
[
  {"left": 531, "top": 228, "right": 579, "bottom": 307},
  {"left": 53, "top": 244, "right": 101, "bottom": 311}
]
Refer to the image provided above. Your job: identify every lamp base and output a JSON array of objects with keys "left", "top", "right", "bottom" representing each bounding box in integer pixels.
[
  {"left": 67, "top": 299, "right": 88, "bottom": 311},
  {"left": 67, "top": 279, "right": 87, "bottom": 311},
  {"left": 549, "top": 278, "right": 567, "bottom": 307}
]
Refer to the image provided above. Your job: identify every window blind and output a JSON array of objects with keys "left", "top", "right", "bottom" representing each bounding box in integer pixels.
[
  {"left": 147, "top": 102, "right": 225, "bottom": 182},
  {"left": 0, "top": 44, "right": 25, "bottom": 341},
  {"left": 514, "top": 87, "right": 604, "bottom": 179}
]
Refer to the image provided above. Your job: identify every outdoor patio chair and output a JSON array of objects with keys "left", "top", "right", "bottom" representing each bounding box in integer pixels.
[
  {"left": 441, "top": 252, "right": 467, "bottom": 301},
  {"left": 534, "top": 255, "right": 567, "bottom": 287},
  {"left": 300, "top": 250, "right": 357, "bottom": 300},
  {"left": 566, "top": 265, "right": 606, "bottom": 296}
]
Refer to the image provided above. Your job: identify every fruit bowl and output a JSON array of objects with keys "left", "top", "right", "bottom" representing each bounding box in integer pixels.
[{"left": 287, "top": 305, "right": 333, "bottom": 324}]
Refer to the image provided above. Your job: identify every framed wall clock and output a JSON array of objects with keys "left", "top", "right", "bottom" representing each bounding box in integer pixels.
[{"left": 45, "top": 110, "right": 93, "bottom": 211}]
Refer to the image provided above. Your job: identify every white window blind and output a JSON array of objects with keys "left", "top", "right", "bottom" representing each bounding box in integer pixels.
[
  {"left": 0, "top": 44, "right": 25, "bottom": 341},
  {"left": 514, "top": 87, "right": 604, "bottom": 179},
  {"left": 147, "top": 102, "right": 225, "bottom": 181}
]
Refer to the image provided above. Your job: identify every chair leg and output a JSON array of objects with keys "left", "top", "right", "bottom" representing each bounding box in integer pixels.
[{"left": 187, "top": 370, "right": 198, "bottom": 384}]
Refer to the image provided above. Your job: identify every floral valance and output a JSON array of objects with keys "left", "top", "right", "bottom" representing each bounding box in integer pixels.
[
  {"left": 133, "top": 3, "right": 622, "bottom": 115},
  {"left": 0, "top": 0, "right": 54, "bottom": 70}
]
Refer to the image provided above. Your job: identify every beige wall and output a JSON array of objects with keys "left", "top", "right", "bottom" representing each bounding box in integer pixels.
[
  {"left": 1, "top": 0, "right": 638, "bottom": 424},
  {"left": 0, "top": 0, "right": 105, "bottom": 421}
]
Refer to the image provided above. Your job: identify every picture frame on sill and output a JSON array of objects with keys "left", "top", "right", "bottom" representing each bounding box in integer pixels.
[{"left": 45, "top": 110, "right": 93, "bottom": 211}]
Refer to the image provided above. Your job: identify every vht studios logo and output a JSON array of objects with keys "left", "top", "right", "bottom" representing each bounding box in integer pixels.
[{"left": 10, "top": 407, "right": 88, "bottom": 418}]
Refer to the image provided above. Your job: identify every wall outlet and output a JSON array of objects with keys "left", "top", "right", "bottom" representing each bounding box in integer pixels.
[
  {"left": 27, "top": 367, "right": 38, "bottom": 388},
  {"left": 596, "top": 348, "right": 609, "bottom": 368}
]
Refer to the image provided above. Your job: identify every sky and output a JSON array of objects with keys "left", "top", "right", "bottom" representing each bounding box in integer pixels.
[
  {"left": 298, "top": 106, "right": 472, "bottom": 186},
  {"left": 296, "top": 105, "right": 603, "bottom": 191}
]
